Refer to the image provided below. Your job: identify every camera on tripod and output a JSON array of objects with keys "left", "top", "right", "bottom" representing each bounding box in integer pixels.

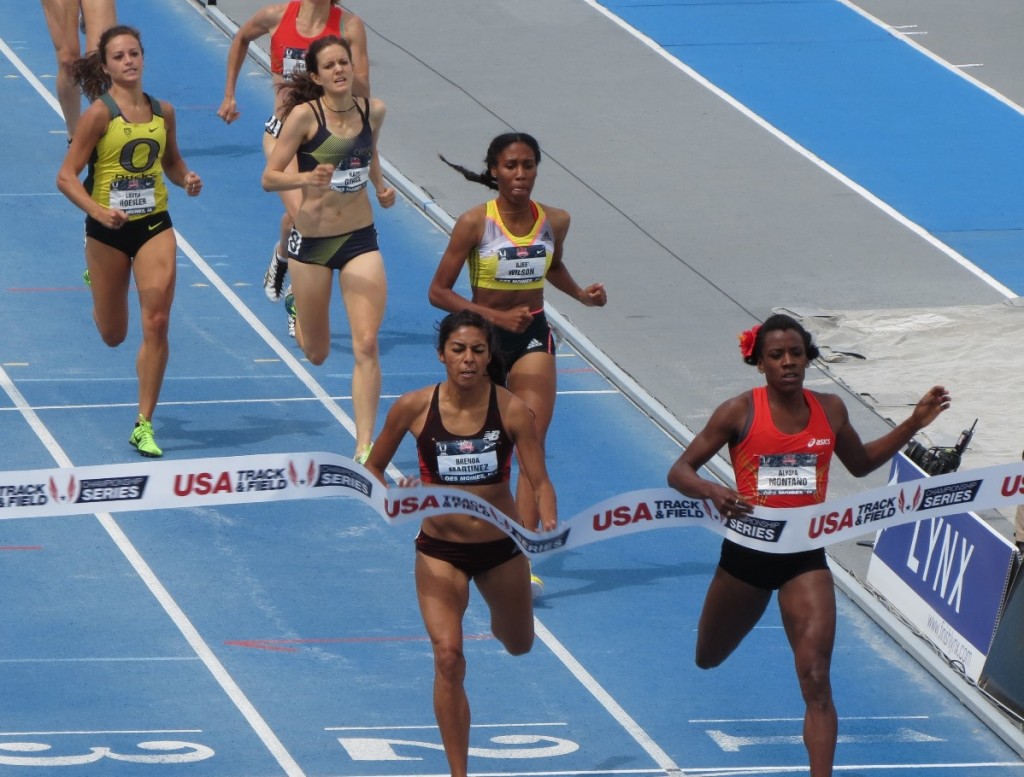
[{"left": 904, "top": 419, "right": 977, "bottom": 476}]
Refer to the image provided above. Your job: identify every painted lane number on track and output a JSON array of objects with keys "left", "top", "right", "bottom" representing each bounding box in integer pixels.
[
  {"left": 0, "top": 741, "right": 215, "bottom": 766},
  {"left": 339, "top": 734, "right": 579, "bottom": 761}
]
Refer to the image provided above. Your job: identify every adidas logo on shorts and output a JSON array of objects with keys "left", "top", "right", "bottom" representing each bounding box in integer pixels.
[{"left": 527, "top": 338, "right": 544, "bottom": 350}]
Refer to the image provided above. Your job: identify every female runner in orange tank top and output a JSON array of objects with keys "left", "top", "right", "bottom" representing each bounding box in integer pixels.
[{"left": 667, "top": 313, "right": 950, "bottom": 777}]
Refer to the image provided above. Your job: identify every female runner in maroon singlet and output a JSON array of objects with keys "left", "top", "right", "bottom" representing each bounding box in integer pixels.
[{"left": 365, "top": 310, "right": 557, "bottom": 777}]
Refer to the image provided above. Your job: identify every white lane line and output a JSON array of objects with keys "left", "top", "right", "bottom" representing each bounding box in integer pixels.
[
  {"left": 690, "top": 715, "right": 927, "bottom": 723},
  {"left": 340, "top": 771, "right": 664, "bottom": 777},
  {"left": 0, "top": 389, "right": 619, "bottom": 414},
  {"left": 0, "top": 36, "right": 61, "bottom": 115},
  {"left": 326, "top": 722, "right": 569, "bottom": 731},
  {"left": 0, "top": 656, "right": 201, "bottom": 663},
  {"left": 840, "top": 0, "right": 1024, "bottom": 119},
  {"left": 0, "top": 729, "right": 203, "bottom": 737},
  {"left": 533, "top": 620, "right": 689, "bottom": 776},
  {"left": 325, "top": 766, "right": 1023, "bottom": 777},
  {"left": 172, "top": 231, "right": 400, "bottom": 483},
  {"left": 578, "top": 0, "right": 1016, "bottom": 301},
  {"left": 0, "top": 364, "right": 306, "bottom": 777},
  {"left": 0, "top": 35, "right": 309, "bottom": 777}
]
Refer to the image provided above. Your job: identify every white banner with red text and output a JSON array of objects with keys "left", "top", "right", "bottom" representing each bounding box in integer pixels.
[{"left": 1, "top": 452, "right": 1023, "bottom": 558}]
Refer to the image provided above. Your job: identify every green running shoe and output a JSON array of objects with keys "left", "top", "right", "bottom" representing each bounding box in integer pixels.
[
  {"left": 355, "top": 443, "right": 373, "bottom": 465},
  {"left": 83, "top": 268, "right": 91, "bottom": 286},
  {"left": 529, "top": 560, "right": 544, "bottom": 599},
  {"left": 284, "top": 289, "right": 296, "bottom": 338},
  {"left": 129, "top": 415, "right": 163, "bottom": 458},
  {"left": 530, "top": 573, "right": 544, "bottom": 599}
]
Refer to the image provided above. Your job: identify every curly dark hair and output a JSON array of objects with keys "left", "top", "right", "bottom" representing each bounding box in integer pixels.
[
  {"left": 277, "top": 35, "right": 354, "bottom": 119},
  {"left": 744, "top": 313, "right": 820, "bottom": 366}
]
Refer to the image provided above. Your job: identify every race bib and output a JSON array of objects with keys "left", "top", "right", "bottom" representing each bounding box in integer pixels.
[
  {"left": 330, "top": 165, "right": 370, "bottom": 193},
  {"left": 109, "top": 176, "right": 156, "bottom": 215},
  {"left": 495, "top": 245, "right": 546, "bottom": 283},
  {"left": 757, "top": 453, "right": 817, "bottom": 495},
  {"left": 264, "top": 114, "right": 283, "bottom": 138},
  {"left": 283, "top": 47, "right": 307, "bottom": 80},
  {"left": 435, "top": 439, "right": 498, "bottom": 484}
]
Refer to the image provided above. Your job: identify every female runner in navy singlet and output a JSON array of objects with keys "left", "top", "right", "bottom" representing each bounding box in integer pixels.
[
  {"left": 667, "top": 313, "right": 950, "bottom": 777},
  {"left": 262, "top": 35, "right": 394, "bottom": 463},
  {"left": 364, "top": 310, "right": 557, "bottom": 777},
  {"left": 217, "top": 0, "right": 369, "bottom": 321}
]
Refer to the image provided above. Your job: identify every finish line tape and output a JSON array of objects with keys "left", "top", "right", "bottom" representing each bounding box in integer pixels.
[{"left": 2, "top": 452, "right": 1023, "bottom": 557}]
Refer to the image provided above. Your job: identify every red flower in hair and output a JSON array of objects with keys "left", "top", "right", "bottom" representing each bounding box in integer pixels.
[{"left": 738, "top": 324, "right": 761, "bottom": 359}]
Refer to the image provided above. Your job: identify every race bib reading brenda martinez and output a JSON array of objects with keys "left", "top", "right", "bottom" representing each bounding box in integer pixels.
[{"left": 435, "top": 438, "right": 499, "bottom": 484}]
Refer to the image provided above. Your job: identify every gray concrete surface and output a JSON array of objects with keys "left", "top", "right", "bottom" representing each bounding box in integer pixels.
[{"left": 847, "top": 0, "right": 1024, "bottom": 112}]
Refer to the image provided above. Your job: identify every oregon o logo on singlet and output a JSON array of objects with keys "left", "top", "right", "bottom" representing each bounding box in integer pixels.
[
  {"left": 118, "top": 138, "right": 161, "bottom": 174},
  {"left": 89, "top": 93, "right": 169, "bottom": 219}
]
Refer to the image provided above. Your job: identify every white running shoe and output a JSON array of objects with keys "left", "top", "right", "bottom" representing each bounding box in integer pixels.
[{"left": 263, "top": 247, "right": 288, "bottom": 302}]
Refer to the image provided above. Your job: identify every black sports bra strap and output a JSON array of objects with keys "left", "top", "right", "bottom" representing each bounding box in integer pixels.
[
  {"left": 487, "top": 382, "right": 499, "bottom": 417},
  {"left": 355, "top": 96, "right": 370, "bottom": 127},
  {"left": 429, "top": 383, "right": 441, "bottom": 414},
  {"left": 312, "top": 98, "right": 327, "bottom": 127}
]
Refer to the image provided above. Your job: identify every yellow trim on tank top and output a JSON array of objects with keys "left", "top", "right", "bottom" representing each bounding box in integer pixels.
[{"left": 468, "top": 199, "right": 553, "bottom": 291}]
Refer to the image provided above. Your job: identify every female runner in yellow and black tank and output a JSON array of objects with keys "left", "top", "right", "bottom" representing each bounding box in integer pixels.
[{"left": 57, "top": 24, "right": 202, "bottom": 458}]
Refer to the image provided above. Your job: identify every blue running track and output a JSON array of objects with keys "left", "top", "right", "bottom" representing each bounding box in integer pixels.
[{"left": 0, "top": 1, "right": 1021, "bottom": 775}]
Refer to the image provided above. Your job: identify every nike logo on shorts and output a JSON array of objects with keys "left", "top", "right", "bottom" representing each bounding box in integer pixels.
[{"left": 147, "top": 221, "right": 164, "bottom": 231}]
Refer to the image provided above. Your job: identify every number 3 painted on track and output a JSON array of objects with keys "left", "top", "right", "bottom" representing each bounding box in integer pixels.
[{"left": 0, "top": 740, "right": 215, "bottom": 766}]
